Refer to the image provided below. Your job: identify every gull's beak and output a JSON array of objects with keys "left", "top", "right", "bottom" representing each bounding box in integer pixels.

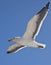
[{"left": 8, "top": 38, "right": 14, "bottom": 42}]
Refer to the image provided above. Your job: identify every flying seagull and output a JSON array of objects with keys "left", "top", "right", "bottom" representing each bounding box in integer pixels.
[{"left": 7, "top": 2, "right": 50, "bottom": 54}]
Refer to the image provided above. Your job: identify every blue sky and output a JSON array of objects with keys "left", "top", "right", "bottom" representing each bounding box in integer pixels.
[{"left": 0, "top": 0, "right": 51, "bottom": 65}]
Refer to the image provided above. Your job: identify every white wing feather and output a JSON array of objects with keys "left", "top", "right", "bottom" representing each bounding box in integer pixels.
[
  {"left": 23, "top": 2, "right": 49, "bottom": 40},
  {"left": 7, "top": 43, "right": 25, "bottom": 54}
]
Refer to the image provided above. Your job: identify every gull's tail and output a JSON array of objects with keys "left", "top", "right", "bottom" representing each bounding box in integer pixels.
[{"left": 33, "top": 41, "right": 46, "bottom": 49}]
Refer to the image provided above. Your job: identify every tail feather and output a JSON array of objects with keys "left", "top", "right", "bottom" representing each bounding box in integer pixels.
[{"left": 33, "top": 41, "right": 46, "bottom": 49}]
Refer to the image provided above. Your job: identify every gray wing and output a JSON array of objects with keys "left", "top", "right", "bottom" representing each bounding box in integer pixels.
[
  {"left": 23, "top": 2, "right": 50, "bottom": 40},
  {"left": 7, "top": 43, "right": 25, "bottom": 54}
]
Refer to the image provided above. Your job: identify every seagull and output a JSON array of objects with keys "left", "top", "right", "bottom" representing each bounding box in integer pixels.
[{"left": 7, "top": 2, "right": 50, "bottom": 54}]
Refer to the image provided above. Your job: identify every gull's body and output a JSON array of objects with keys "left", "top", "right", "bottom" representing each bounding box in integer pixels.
[{"left": 7, "top": 2, "right": 50, "bottom": 54}]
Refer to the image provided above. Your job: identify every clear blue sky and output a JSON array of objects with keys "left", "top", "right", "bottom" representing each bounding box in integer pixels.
[{"left": 0, "top": 0, "right": 51, "bottom": 65}]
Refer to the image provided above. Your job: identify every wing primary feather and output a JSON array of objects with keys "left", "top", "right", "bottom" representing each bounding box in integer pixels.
[
  {"left": 23, "top": 2, "right": 50, "bottom": 39},
  {"left": 7, "top": 44, "right": 24, "bottom": 54},
  {"left": 37, "top": 2, "right": 50, "bottom": 14},
  {"left": 46, "top": 2, "right": 50, "bottom": 9}
]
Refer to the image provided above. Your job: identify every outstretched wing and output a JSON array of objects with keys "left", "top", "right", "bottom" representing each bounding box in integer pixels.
[
  {"left": 7, "top": 43, "right": 25, "bottom": 54},
  {"left": 23, "top": 2, "right": 50, "bottom": 40}
]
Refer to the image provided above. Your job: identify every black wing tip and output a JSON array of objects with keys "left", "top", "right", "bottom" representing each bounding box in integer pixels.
[
  {"left": 46, "top": 2, "right": 50, "bottom": 9},
  {"left": 7, "top": 51, "right": 11, "bottom": 54}
]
